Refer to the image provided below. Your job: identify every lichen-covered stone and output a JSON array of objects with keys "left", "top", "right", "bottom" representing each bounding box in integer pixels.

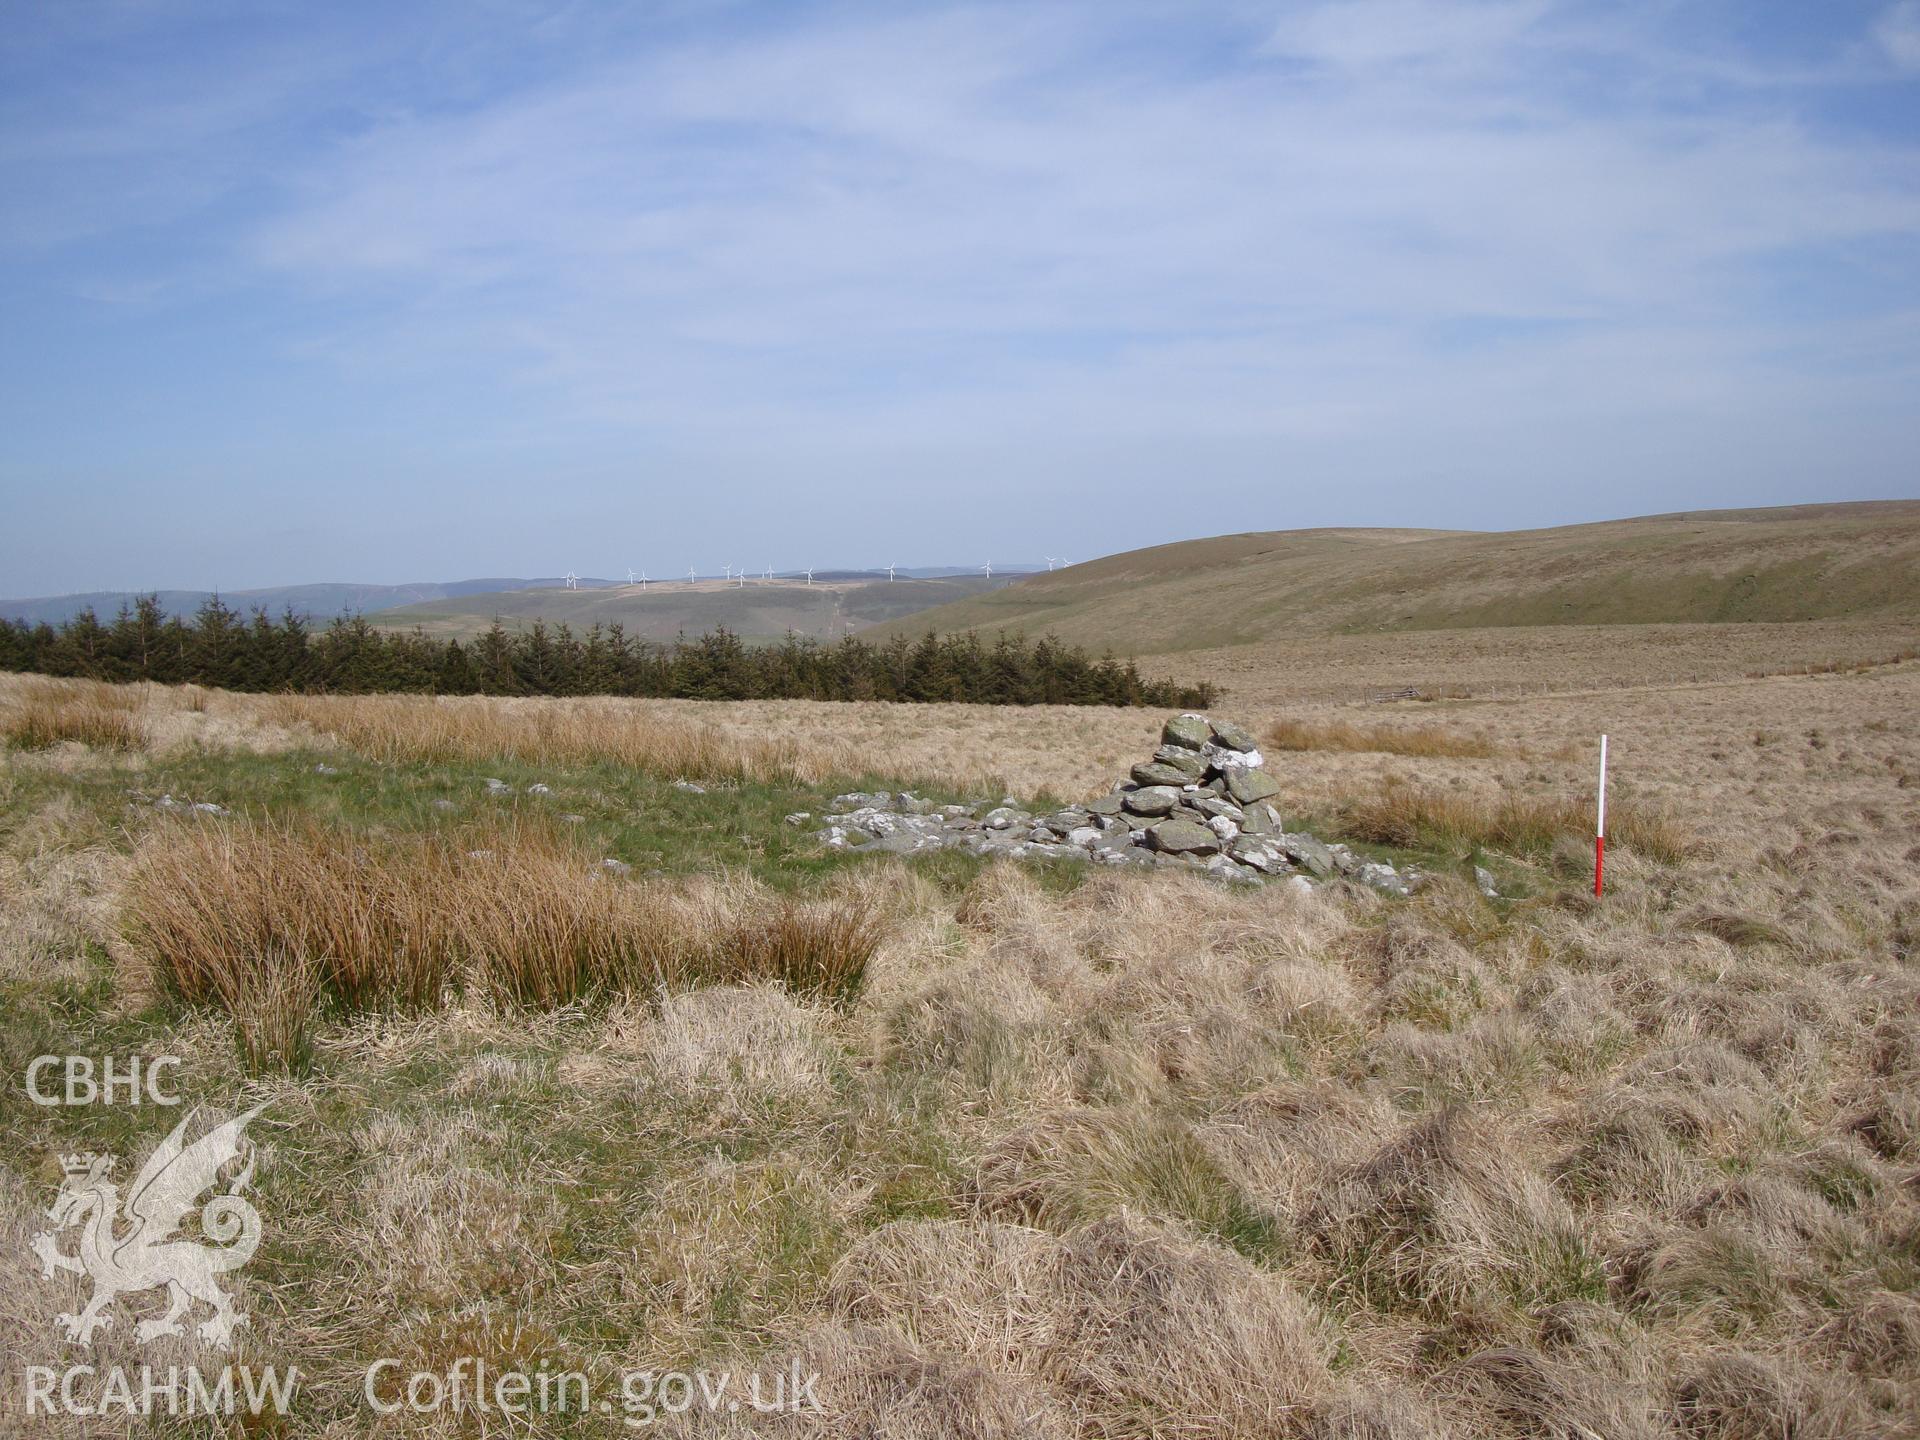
[
  {"left": 1131, "top": 761, "right": 1195, "bottom": 788},
  {"left": 1151, "top": 744, "right": 1209, "bottom": 779},
  {"left": 1239, "top": 801, "right": 1280, "bottom": 835},
  {"left": 1223, "top": 767, "right": 1281, "bottom": 805},
  {"left": 1122, "top": 785, "right": 1181, "bottom": 817},
  {"left": 1149, "top": 818, "right": 1221, "bottom": 854},
  {"left": 1210, "top": 719, "right": 1260, "bottom": 752},
  {"left": 1161, "top": 714, "right": 1213, "bottom": 750},
  {"left": 1280, "top": 833, "right": 1335, "bottom": 878}
]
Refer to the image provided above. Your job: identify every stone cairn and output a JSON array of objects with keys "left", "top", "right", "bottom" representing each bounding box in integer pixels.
[{"left": 803, "top": 712, "right": 1419, "bottom": 894}]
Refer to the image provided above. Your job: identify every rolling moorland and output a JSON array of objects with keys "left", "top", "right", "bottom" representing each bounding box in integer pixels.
[
  {"left": 869, "top": 502, "right": 1920, "bottom": 656},
  {"left": 1, "top": 518, "right": 1917, "bottom": 1437}
]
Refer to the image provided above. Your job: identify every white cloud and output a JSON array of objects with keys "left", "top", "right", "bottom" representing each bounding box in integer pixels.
[
  {"left": 1264, "top": 0, "right": 1550, "bottom": 69},
  {"left": 1876, "top": 1, "right": 1920, "bottom": 69},
  {"left": 5, "top": 1, "right": 1918, "bottom": 588}
]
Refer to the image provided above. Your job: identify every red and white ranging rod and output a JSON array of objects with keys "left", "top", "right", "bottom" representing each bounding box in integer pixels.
[{"left": 1594, "top": 734, "right": 1608, "bottom": 898}]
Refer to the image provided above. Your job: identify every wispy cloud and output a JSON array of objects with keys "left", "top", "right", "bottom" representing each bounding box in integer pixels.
[{"left": 2, "top": 1, "right": 1918, "bottom": 591}]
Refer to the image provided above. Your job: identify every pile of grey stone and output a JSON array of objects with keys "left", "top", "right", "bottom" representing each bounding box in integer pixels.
[{"left": 807, "top": 712, "right": 1419, "bottom": 893}]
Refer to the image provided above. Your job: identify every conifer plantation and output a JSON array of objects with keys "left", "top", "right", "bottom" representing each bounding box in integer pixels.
[{"left": 0, "top": 596, "right": 1216, "bottom": 708}]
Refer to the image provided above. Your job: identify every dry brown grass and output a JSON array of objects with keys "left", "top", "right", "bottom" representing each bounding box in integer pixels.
[
  {"left": 1267, "top": 717, "right": 1498, "bottom": 759},
  {"left": 6, "top": 638, "right": 1920, "bottom": 1439},
  {"left": 0, "top": 677, "right": 144, "bottom": 752},
  {"left": 262, "top": 691, "right": 853, "bottom": 784},
  {"left": 125, "top": 817, "right": 885, "bottom": 1067},
  {"left": 1335, "top": 776, "right": 1696, "bottom": 863}
]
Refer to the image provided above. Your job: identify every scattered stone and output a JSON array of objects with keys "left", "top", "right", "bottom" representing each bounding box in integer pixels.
[
  {"left": 799, "top": 711, "right": 1417, "bottom": 895},
  {"left": 192, "top": 801, "right": 227, "bottom": 816},
  {"left": 1228, "top": 835, "right": 1289, "bottom": 873},
  {"left": 314, "top": 763, "right": 340, "bottom": 775},
  {"left": 527, "top": 782, "right": 553, "bottom": 796},
  {"left": 431, "top": 799, "right": 458, "bottom": 812},
  {"left": 1280, "top": 834, "right": 1336, "bottom": 879},
  {"left": 484, "top": 778, "right": 512, "bottom": 795},
  {"left": 601, "top": 858, "right": 633, "bottom": 876},
  {"left": 1355, "top": 861, "right": 1411, "bottom": 897},
  {"left": 672, "top": 780, "right": 708, "bottom": 794},
  {"left": 1475, "top": 865, "right": 1500, "bottom": 898},
  {"left": 559, "top": 813, "right": 585, "bottom": 823}
]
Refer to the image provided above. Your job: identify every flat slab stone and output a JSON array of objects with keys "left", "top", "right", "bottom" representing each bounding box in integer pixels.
[
  {"left": 1148, "top": 818, "right": 1221, "bottom": 854},
  {"left": 1151, "top": 745, "right": 1209, "bottom": 779},
  {"left": 1131, "top": 761, "right": 1194, "bottom": 788},
  {"left": 1224, "top": 767, "right": 1281, "bottom": 805},
  {"left": 1161, "top": 714, "right": 1212, "bottom": 750},
  {"left": 1280, "top": 833, "right": 1335, "bottom": 878},
  {"left": 1122, "top": 785, "right": 1181, "bottom": 817},
  {"left": 1210, "top": 719, "right": 1260, "bottom": 752}
]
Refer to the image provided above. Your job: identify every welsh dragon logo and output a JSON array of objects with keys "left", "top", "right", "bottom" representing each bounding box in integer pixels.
[{"left": 31, "top": 1104, "right": 266, "bottom": 1349}]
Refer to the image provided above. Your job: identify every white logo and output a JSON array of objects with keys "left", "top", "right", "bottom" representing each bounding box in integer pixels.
[{"left": 31, "top": 1105, "right": 266, "bottom": 1350}]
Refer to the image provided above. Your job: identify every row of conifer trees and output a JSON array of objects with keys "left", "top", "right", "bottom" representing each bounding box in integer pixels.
[{"left": 0, "top": 596, "right": 1217, "bottom": 708}]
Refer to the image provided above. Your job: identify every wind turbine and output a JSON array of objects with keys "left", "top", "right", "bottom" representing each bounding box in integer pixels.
[
  {"left": 1044, "top": 556, "right": 1058, "bottom": 572},
  {"left": 688, "top": 565, "right": 697, "bottom": 585},
  {"left": 627, "top": 567, "right": 636, "bottom": 585},
  {"left": 804, "top": 566, "right": 814, "bottom": 585},
  {"left": 981, "top": 562, "right": 993, "bottom": 580},
  {"left": 564, "top": 570, "right": 580, "bottom": 591},
  {"left": 638, "top": 569, "right": 649, "bottom": 591},
  {"left": 735, "top": 566, "right": 745, "bottom": 588},
  {"left": 886, "top": 562, "right": 897, "bottom": 582}
]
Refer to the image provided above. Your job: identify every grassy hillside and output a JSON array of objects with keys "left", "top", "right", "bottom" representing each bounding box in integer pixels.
[
  {"left": 864, "top": 501, "right": 1920, "bottom": 655},
  {"left": 370, "top": 574, "right": 1010, "bottom": 643}
]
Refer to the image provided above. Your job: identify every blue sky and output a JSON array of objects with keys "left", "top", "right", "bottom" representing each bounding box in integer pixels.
[{"left": 2, "top": 0, "right": 1917, "bottom": 595}]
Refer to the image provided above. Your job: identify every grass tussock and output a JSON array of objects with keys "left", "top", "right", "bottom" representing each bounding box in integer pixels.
[
  {"left": 1, "top": 678, "right": 144, "bottom": 752},
  {"left": 1266, "top": 716, "right": 1498, "bottom": 759},
  {"left": 1336, "top": 777, "right": 1695, "bottom": 864},
  {"left": 264, "top": 691, "right": 850, "bottom": 784},
  {"left": 823, "top": 1211, "right": 1333, "bottom": 1437},
  {"left": 125, "top": 817, "right": 884, "bottom": 1067},
  {"left": 8, "top": 653, "right": 1920, "bottom": 1439}
]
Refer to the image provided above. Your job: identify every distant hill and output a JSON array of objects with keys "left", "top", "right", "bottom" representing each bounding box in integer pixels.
[
  {"left": 861, "top": 501, "right": 1920, "bottom": 655},
  {"left": 0, "top": 567, "right": 1041, "bottom": 631},
  {"left": 367, "top": 574, "right": 1017, "bottom": 644},
  {"left": 0, "top": 578, "right": 553, "bottom": 627}
]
